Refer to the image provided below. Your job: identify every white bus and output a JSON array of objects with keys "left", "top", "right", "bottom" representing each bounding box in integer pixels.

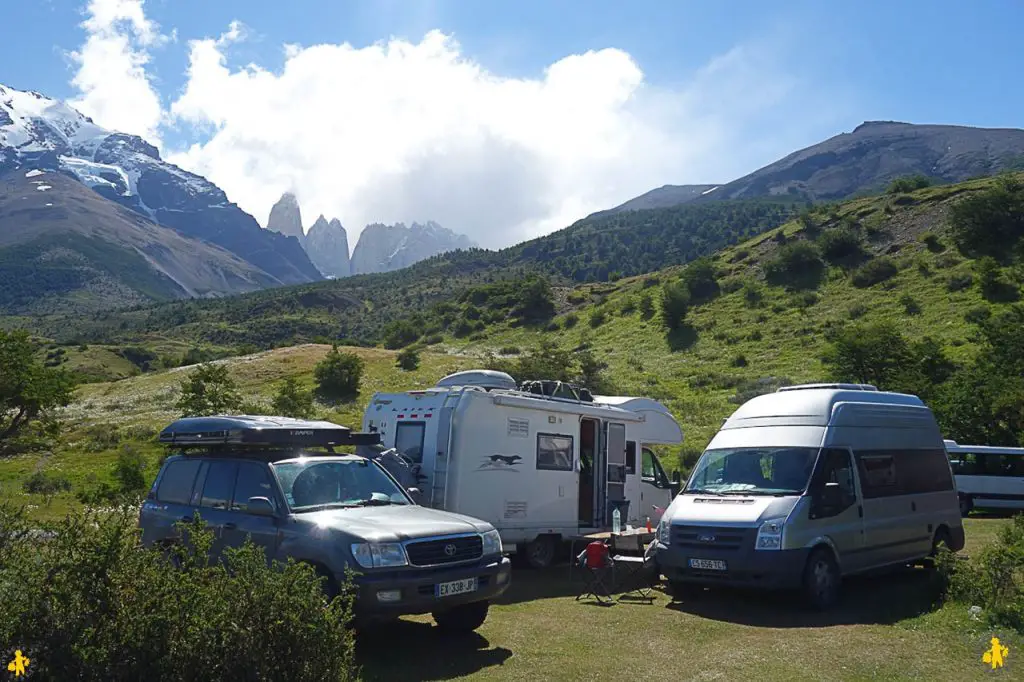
[{"left": 945, "top": 439, "right": 1024, "bottom": 516}]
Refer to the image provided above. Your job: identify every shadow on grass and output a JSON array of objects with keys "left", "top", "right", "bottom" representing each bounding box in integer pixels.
[
  {"left": 357, "top": 621, "right": 512, "bottom": 681},
  {"left": 666, "top": 323, "right": 698, "bottom": 352},
  {"left": 664, "top": 565, "right": 943, "bottom": 628}
]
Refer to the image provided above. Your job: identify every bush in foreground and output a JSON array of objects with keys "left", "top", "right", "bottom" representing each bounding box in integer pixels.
[
  {"left": 937, "top": 514, "right": 1024, "bottom": 633},
  {"left": 0, "top": 505, "right": 356, "bottom": 681}
]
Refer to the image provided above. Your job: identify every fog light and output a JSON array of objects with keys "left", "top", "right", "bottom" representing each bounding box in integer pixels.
[
  {"left": 376, "top": 589, "right": 401, "bottom": 602},
  {"left": 496, "top": 570, "right": 510, "bottom": 585}
]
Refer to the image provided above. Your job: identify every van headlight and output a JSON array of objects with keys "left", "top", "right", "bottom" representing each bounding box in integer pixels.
[
  {"left": 351, "top": 542, "right": 409, "bottom": 568},
  {"left": 755, "top": 518, "right": 786, "bottom": 551},
  {"left": 481, "top": 529, "right": 503, "bottom": 556},
  {"left": 657, "top": 519, "right": 671, "bottom": 545}
]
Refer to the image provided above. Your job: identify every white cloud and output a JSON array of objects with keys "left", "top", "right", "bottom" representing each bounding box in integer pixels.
[
  {"left": 66, "top": 3, "right": 848, "bottom": 249},
  {"left": 68, "top": 0, "right": 165, "bottom": 144}
]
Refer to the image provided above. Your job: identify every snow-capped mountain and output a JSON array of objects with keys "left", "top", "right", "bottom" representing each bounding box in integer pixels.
[
  {"left": 0, "top": 83, "right": 321, "bottom": 286},
  {"left": 350, "top": 220, "right": 477, "bottom": 275}
]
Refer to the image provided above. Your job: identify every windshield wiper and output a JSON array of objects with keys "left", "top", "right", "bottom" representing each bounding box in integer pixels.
[
  {"left": 354, "top": 498, "right": 396, "bottom": 507},
  {"left": 293, "top": 502, "right": 360, "bottom": 512},
  {"left": 685, "top": 487, "right": 722, "bottom": 495}
]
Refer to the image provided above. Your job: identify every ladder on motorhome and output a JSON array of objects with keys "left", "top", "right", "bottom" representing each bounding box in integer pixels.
[{"left": 429, "top": 392, "right": 460, "bottom": 510}]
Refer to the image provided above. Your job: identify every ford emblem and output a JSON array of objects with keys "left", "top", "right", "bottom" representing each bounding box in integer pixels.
[
  {"left": 698, "top": 534, "right": 716, "bottom": 543},
  {"left": 444, "top": 543, "right": 457, "bottom": 556}
]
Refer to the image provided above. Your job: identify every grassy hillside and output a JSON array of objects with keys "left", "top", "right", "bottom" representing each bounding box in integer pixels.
[{"left": 18, "top": 198, "right": 796, "bottom": 347}]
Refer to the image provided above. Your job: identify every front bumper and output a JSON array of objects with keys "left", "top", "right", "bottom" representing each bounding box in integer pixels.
[
  {"left": 351, "top": 556, "right": 511, "bottom": 619},
  {"left": 655, "top": 542, "right": 809, "bottom": 590}
]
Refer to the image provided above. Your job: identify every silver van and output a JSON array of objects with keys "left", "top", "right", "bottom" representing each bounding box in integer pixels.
[{"left": 655, "top": 383, "right": 965, "bottom": 609}]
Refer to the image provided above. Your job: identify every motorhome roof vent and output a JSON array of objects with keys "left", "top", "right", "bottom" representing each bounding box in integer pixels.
[
  {"left": 777, "top": 383, "right": 879, "bottom": 392},
  {"left": 435, "top": 369, "right": 517, "bottom": 391}
]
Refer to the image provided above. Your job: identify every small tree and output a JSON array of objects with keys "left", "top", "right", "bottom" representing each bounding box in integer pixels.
[
  {"left": 271, "top": 377, "right": 315, "bottom": 418},
  {"left": 660, "top": 282, "right": 691, "bottom": 331},
  {"left": 638, "top": 292, "right": 655, "bottom": 319},
  {"left": 1, "top": 329, "right": 75, "bottom": 448},
  {"left": 395, "top": 347, "right": 420, "bottom": 371},
  {"left": 314, "top": 345, "right": 363, "bottom": 402},
  {"left": 113, "top": 445, "right": 148, "bottom": 494},
  {"left": 176, "top": 363, "right": 242, "bottom": 417}
]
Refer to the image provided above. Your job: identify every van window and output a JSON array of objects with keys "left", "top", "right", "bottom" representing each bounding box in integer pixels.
[
  {"left": 395, "top": 422, "right": 426, "bottom": 463},
  {"left": 156, "top": 460, "right": 201, "bottom": 505},
  {"left": 855, "top": 453, "right": 899, "bottom": 497},
  {"left": 900, "top": 449, "right": 955, "bottom": 494},
  {"left": 231, "top": 462, "right": 277, "bottom": 513},
  {"left": 537, "top": 434, "right": 573, "bottom": 471},
  {"left": 200, "top": 461, "right": 238, "bottom": 510},
  {"left": 810, "top": 448, "right": 857, "bottom": 516}
]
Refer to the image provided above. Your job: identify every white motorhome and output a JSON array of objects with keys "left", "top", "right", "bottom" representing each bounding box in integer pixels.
[
  {"left": 945, "top": 440, "right": 1024, "bottom": 516},
  {"left": 362, "top": 370, "right": 683, "bottom": 567},
  {"left": 655, "top": 383, "right": 964, "bottom": 609}
]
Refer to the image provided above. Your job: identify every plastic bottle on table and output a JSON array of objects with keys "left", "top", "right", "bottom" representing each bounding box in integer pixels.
[{"left": 612, "top": 507, "right": 621, "bottom": 534}]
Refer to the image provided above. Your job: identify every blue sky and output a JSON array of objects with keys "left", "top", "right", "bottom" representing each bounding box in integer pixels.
[{"left": 3, "top": 1, "right": 1022, "bottom": 245}]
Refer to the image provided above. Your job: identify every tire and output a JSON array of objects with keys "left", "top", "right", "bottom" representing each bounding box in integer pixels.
[
  {"left": 667, "top": 580, "right": 701, "bottom": 601},
  {"left": 958, "top": 495, "right": 973, "bottom": 518},
  {"left": 802, "top": 547, "right": 841, "bottom": 611},
  {"left": 523, "top": 535, "right": 558, "bottom": 569},
  {"left": 313, "top": 564, "right": 340, "bottom": 601},
  {"left": 433, "top": 600, "right": 489, "bottom": 633}
]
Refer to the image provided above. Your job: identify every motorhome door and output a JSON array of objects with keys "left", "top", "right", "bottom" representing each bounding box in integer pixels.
[{"left": 605, "top": 422, "right": 627, "bottom": 526}]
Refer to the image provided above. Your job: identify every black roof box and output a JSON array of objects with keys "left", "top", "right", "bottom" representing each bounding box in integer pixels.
[{"left": 158, "top": 415, "right": 381, "bottom": 448}]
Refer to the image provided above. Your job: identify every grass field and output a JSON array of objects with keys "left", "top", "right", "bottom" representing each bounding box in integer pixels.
[{"left": 357, "top": 517, "right": 1019, "bottom": 681}]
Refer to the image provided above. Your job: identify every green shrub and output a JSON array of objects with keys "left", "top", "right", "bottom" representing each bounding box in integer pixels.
[
  {"left": 680, "top": 257, "right": 720, "bottom": 303},
  {"left": 937, "top": 514, "right": 1024, "bottom": 633},
  {"left": 742, "top": 281, "right": 764, "bottom": 308},
  {"left": 848, "top": 303, "right": 869, "bottom": 320},
  {"left": 851, "top": 257, "right": 898, "bottom": 288},
  {"left": 422, "top": 333, "right": 443, "bottom": 345},
  {"left": 920, "top": 232, "right": 945, "bottom": 253},
  {"left": 395, "top": 347, "right": 420, "bottom": 371},
  {"left": 637, "top": 292, "right": 655, "bottom": 319},
  {"left": 113, "top": 445, "right": 148, "bottom": 494},
  {"left": 271, "top": 377, "right": 315, "bottom": 418},
  {"left": 22, "top": 470, "right": 71, "bottom": 496},
  {"left": 949, "top": 175, "right": 1024, "bottom": 262},
  {"left": 0, "top": 506, "right": 357, "bottom": 680},
  {"left": 314, "top": 345, "right": 363, "bottom": 402},
  {"left": 764, "top": 242, "right": 825, "bottom": 290},
  {"left": 964, "top": 305, "right": 992, "bottom": 325},
  {"left": 381, "top": 320, "right": 420, "bottom": 349},
  {"left": 818, "top": 227, "right": 864, "bottom": 263},
  {"left": 660, "top": 282, "right": 691, "bottom": 331},
  {"left": 176, "top": 363, "right": 242, "bottom": 417},
  {"left": 562, "top": 312, "right": 579, "bottom": 329},
  {"left": 887, "top": 174, "right": 933, "bottom": 194},
  {"left": 589, "top": 308, "right": 607, "bottom": 328},
  {"left": 977, "top": 257, "right": 1021, "bottom": 303},
  {"left": 900, "top": 294, "right": 922, "bottom": 315},
  {"left": 947, "top": 274, "right": 974, "bottom": 292},
  {"left": 731, "top": 354, "right": 748, "bottom": 368}
]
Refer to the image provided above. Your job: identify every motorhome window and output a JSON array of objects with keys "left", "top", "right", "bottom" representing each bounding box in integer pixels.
[
  {"left": 272, "top": 459, "right": 409, "bottom": 510},
  {"left": 641, "top": 448, "right": 656, "bottom": 480},
  {"left": 231, "top": 462, "right": 278, "bottom": 513},
  {"left": 156, "top": 460, "right": 201, "bottom": 505},
  {"left": 626, "top": 441, "right": 637, "bottom": 476},
  {"left": 200, "top": 461, "right": 238, "bottom": 510},
  {"left": 537, "top": 434, "right": 574, "bottom": 471},
  {"left": 810, "top": 448, "right": 856, "bottom": 500},
  {"left": 395, "top": 422, "right": 426, "bottom": 463},
  {"left": 685, "top": 447, "right": 817, "bottom": 495},
  {"left": 855, "top": 453, "right": 899, "bottom": 498}
]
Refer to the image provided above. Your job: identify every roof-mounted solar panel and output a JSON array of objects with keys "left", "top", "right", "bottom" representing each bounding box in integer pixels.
[{"left": 158, "top": 415, "right": 381, "bottom": 448}]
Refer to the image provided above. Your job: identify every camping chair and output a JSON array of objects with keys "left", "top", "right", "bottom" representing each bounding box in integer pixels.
[
  {"left": 610, "top": 534, "right": 657, "bottom": 604},
  {"left": 575, "top": 540, "right": 615, "bottom": 605}
]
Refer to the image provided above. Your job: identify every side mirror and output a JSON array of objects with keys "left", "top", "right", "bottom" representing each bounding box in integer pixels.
[
  {"left": 672, "top": 470, "right": 681, "bottom": 483},
  {"left": 407, "top": 487, "right": 421, "bottom": 497},
  {"left": 247, "top": 496, "right": 277, "bottom": 517}
]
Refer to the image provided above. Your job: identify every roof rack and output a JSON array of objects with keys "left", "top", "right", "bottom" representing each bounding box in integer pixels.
[
  {"left": 777, "top": 383, "right": 879, "bottom": 393},
  {"left": 158, "top": 415, "right": 381, "bottom": 448}
]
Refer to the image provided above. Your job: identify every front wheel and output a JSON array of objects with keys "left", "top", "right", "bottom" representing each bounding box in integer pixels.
[
  {"left": 802, "top": 548, "right": 841, "bottom": 611},
  {"left": 433, "top": 600, "right": 489, "bottom": 633}
]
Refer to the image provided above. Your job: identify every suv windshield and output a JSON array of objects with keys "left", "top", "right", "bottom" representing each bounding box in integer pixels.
[
  {"left": 685, "top": 447, "right": 818, "bottom": 495},
  {"left": 272, "top": 458, "right": 410, "bottom": 511}
]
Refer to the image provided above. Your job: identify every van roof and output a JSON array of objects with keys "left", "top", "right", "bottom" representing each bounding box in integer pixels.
[{"left": 723, "top": 386, "right": 926, "bottom": 429}]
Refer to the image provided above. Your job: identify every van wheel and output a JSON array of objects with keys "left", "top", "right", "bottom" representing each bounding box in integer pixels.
[
  {"left": 433, "top": 600, "right": 489, "bottom": 633},
  {"left": 802, "top": 548, "right": 840, "bottom": 611},
  {"left": 930, "top": 527, "right": 952, "bottom": 558},
  {"left": 312, "top": 564, "right": 340, "bottom": 601},
  {"left": 523, "top": 535, "right": 558, "bottom": 569},
  {"left": 958, "top": 495, "right": 973, "bottom": 518}
]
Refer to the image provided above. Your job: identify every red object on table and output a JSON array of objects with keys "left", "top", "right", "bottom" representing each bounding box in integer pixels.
[{"left": 584, "top": 541, "right": 610, "bottom": 569}]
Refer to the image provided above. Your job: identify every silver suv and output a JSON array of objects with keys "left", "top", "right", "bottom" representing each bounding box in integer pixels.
[{"left": 139, "top": 415, "right": 511, "bottom": 631}]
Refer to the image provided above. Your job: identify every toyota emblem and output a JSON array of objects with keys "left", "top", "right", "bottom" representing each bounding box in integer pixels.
[
  {"left": 698, "top": 534, "right": 716, "bottom": 543},
  {"left": 444, "top": 543, "right": 457, "bottom": 557}
]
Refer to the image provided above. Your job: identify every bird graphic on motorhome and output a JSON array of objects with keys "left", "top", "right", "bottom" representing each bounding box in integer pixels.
[{"left": 478, "top": 454, "right": 523, "bottom": 470}]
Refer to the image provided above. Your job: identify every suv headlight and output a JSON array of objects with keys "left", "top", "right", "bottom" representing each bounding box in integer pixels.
[
  {"left": 755, "top": 517, "right": 786, "bottom": 551},
  {"left": 481, "top": 529, "right": 502, "bottom": 556},
  {"left": 351, "top": 542, "right": 409, "bottom": 568},
  {"left": 657, "top": 519, "right": 671, "bottom": 545}
]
